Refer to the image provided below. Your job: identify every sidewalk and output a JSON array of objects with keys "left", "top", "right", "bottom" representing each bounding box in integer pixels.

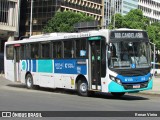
[{"left": 140, "top": 76, "right": 160, "bottom": 95}]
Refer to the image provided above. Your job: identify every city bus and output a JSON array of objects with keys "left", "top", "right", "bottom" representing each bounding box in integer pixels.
[{"left": 4, "top": 28, "right": 153, "bottom": 97}]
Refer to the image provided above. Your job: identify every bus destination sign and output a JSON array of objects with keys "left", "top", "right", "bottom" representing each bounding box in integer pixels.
[
  {"left": 110, "top": 31, "right": 148, "bottom": 39},
  {"left": 114, "top": 32, "right": 143, "bottom": 38}
]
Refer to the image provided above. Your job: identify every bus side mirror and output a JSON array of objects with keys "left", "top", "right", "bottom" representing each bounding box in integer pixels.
[
  {"left": 107, "top": 43, "right": 112, "bottom": 59},
  {"left": 107, "top": 51, "right": 111, "bottom": 59}
]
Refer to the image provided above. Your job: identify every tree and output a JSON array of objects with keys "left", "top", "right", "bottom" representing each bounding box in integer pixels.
[
  {"left": 109, "top": 9, "right": 150, "bottom": 30},
  {"left": 122, "top": 9, "right": 149, "bottom": 30},
  {"left": 109, "top": 13, "right": 123, "bottom": 29},
  {"left": 42, "top": 11, "right": 94, "bottom": 33},
  {"left": 147, "top": 23, "right": 160, "bottom": 49}
]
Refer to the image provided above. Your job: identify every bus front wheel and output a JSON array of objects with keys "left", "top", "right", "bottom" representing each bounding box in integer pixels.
[
  {"left": 77, "top": 80, "right": 88, "bottom": 97},
  {"left": 111, "top": 92, "right": 125, "bottom": 98},
  {"left": 26, "top": 74, "right": 34, "bottom": 89}
]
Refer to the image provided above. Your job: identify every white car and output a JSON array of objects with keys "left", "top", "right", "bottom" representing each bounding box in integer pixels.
[{"left": 151, "top": 62, "right": 160, "bottom": 75}]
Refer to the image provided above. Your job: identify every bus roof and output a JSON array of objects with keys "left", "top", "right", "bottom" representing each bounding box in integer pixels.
[
  {"left": 5, "top": 29, "right": 109, "bottom": 44},
  {"left": 113, "top": 28, "right": 144, "bottom": 31},
  {"left": 29, "top": 29, "right": 109, "bottom": 39},
  {"left": 5, "top": 28, "right": 147, "bottom": 45}
]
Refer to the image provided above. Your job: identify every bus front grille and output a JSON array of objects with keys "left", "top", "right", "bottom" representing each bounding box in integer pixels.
[{"left": 122, "top": 81, "right": 148, "bottom": 90}]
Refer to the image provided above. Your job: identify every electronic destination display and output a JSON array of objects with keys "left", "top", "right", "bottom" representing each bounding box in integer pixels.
[{"left": 110, "top": 31, "right": 148, "bottom": 39}]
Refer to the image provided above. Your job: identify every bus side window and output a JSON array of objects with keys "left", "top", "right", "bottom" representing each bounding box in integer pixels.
[
  {"left": 20, "top": 45, "right": 25, "bottom": 60},
  {"left": 26, "top": 44, "right": 30, "bottom": 59},
  {"left": 30, "top": 43, "right": 39, "bottom": 59},
  {"left": 75, "top": 38, "right": 87, "bottom": 58},
  {"left": 41, "top": 42, "right": 50, "bottom": 59},
  {"left": 64, "top": 40, "right": 74, "bottom": 58},
  {"left": 57, "top": 42, "right": 62, "bottom": 58},
  {"left": 6, "top": 45, "right": 14, "bottom": 60},
  {"left": 53, "top": 43, "right": 56, "bottom": 58},
  {"left": 53, "top": 42, "right": 62, "bottom": 59}
]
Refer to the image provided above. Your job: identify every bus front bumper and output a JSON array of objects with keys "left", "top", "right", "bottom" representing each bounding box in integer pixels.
[{"left": 108, "top": 79, "right": 153, "bottom": 93}]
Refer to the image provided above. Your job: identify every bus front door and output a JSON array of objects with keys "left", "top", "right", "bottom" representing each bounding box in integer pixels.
[
  {"left": 14, "top": 45, "right": 20, "bottom": 82},
  {"left": 89, "top": 40, "right": 101, "bottom": 90}
]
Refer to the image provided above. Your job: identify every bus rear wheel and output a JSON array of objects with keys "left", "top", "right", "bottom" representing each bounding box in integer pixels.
[
  {"left": 26, "top": 74, "right": 34, "bottom": 89},
  {"left": 77, "top": 80, "right": 88, "bottom": 97},
  {"left": 111, "top": 92, "right": 125, "bottom": 98}
]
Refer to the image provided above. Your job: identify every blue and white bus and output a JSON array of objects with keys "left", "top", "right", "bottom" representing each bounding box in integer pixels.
[{"left": 4, "top": 28, "right": 153, "bottom": 97}]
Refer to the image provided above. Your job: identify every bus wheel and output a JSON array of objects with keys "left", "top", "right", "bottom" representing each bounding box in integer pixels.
[
  {"left": 111, "top": 92, "right": 125, "bottom": 98},
  {"left": 77, "top": 80, "right": 88, "bottom": 97},
  {"left": 26, "top": 74, "right": 34, "bottom": 89}
]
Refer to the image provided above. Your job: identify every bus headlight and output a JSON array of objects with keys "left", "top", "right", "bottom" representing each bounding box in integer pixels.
[
  {"left": 109, "top": 75, "right": 116, "bottom": 81},
  {"left": 116, "top": 79, "right": 121, "bottom": 85},
  {"left": 109, "top": 75, "right": 122, "bottom": 85},
  {"left": 148, "top": 76, "right": 152, "bottom": 81}
]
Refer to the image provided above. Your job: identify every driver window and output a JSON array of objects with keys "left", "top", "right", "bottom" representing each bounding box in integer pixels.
[
  {"left": 121, "top": 42, "right": 134, "bottom": 61},
  {"left": 138, "top": 44, "right": 147, "bottom": 63}
]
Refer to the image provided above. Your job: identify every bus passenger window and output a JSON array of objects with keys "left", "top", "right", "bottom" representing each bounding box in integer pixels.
[
  {"left": 53, "top": 42, "right": 62, "bottom": 59},
  {"left": 41, "top": 43, "right": 50, "bottom": 58},
  {"left": 75, "top": 38, "right": 87, "bottom": 58},
  {"left": 64, "top": 41, "right": 74, "bottom": 58},
  {"left": 57, "top": 42, "right": 62, "bottom": 58},
  {"left": 31, "top": 43, "right": 39, "bottom": 59},
  {"left": 53, "top": 43, "right": 56, "bottom": 58},
  {"left": 21, "top": 45, "right": 25, "bottom": 60},
  {"left": 6, "top": 45, "right": 14, "bottom": 60},
  {"left": 26, "top": 44, "right": 30, "bottom": 59}
]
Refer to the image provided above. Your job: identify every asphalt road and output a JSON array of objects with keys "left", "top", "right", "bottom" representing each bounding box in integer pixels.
[{"left": 0, "top": 76, "right": 160, "bottom": 120}]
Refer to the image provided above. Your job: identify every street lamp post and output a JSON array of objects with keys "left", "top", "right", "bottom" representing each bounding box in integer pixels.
[
  {"left": 30, "top": 0, "right": 33, "bottom": 37},
  {"left": 113, "top": 0, "right": 115, "bottom": 29},
  {"left": 111, "top": 0, "right": 116, "bottom": 28}
]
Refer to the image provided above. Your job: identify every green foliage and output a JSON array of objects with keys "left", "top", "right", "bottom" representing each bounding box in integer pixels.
[
  {"left": 109, "top": 13, "right": 123, "bottom": 29},
  {"left": 147, "top": 24, "right": 160, "bottom": 49},
  {"left": 109, "top": 9, "right": 149, "bottom": 30},
  {"left": 123, "top": 9, "right": 149, "bottom": 30},
  {"left": 42, "top": 11, "right": 94, "bottom": 33},
  {"left": 109, "top": 9, "right": 160, "bottom": 49}
]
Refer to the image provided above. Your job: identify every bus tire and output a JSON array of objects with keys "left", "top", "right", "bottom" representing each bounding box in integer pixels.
[
  {"left": 111, "top": 92, "right": 125, "bottom": 98},
  {"left": 77, "top": 80, "right": 88, "bottom": 97},
  {"left": 26, "top": 74, "right": 34, "bottom": 89}
]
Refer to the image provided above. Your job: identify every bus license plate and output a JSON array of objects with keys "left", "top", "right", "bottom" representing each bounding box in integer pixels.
[{"left": 133, "top": 84, "right": 140, "bottom": 88}]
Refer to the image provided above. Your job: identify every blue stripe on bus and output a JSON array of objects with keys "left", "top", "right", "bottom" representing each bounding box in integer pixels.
[
  {"left": 116, "top": 73, "right": 151, "bottom": 84},
  {"left": 54, "top": 59, "right": 87, "bottom": 75},
  {"left": 26, "top": 60, "right": 28, "bottom": 71},
  {"left": 29, "top": 60, "right": 31, "bottom": 72},
  {"left": 32, "top": 60, "right": 36, "bottom": 72}
]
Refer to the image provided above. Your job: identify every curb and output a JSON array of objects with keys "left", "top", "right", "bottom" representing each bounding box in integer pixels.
[{"left": 139, "top": 91, "right": 160, "bottom": 95}]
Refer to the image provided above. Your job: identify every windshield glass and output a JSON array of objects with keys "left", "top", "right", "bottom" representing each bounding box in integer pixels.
[{"left": 108, "top": 41, "right": 151, "bottom": 69}]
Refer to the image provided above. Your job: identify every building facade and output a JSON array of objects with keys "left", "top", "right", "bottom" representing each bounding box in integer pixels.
[
  {"left": 104, "top": 0, "right": 138, "bottom": 26},
  {"left": 122, "top": 0, "right": 138, "bottom": 15},
  {"left": 0, "top": 0, "right": 20, "bottom": 52},
  {"left": 104, "top": 0, "right": 160, "bottom": 27},
  {"left": 138, "top": 0, "right": 160, "bottom": 23},
  {"left": 20, "top": 0, "right": 104, "bottom": 36}
]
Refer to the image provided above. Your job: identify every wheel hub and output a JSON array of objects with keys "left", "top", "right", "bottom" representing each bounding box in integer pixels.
[
  {"left": 80, "top": 83, "right": 87, "bottom": 92},
  {"left": 27, "top": 78, "right": 32, "bottom": 87}
]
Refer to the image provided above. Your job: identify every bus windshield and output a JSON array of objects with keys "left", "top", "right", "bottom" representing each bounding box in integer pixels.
[{"left": 109, "top": 41, "right": 151, "bottom": 69}]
